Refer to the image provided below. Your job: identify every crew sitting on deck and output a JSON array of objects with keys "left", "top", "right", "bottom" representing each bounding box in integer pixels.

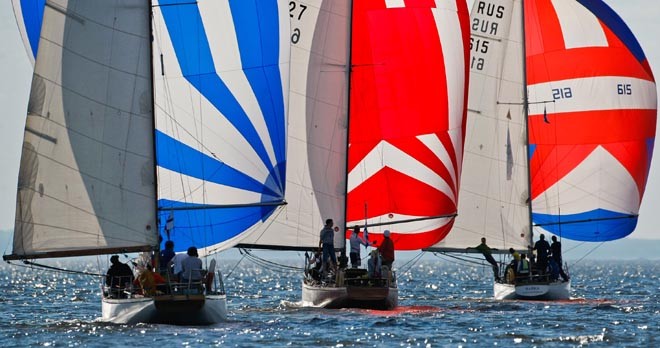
[
  {"left": 105, "top": 255, "right": 134, "bottom": 298},
  {"left": 517, "top": 253, "right": 531, "bottom": 279}
]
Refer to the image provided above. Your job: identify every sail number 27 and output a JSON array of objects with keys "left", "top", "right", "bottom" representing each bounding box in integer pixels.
[{"left": 289, "top": 1, "right": 307, "bottom": 44}]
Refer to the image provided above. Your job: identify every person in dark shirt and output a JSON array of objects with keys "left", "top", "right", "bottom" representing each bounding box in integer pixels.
[
  {"left": 532, "top": 234, "right": 551, "bottom": 274},
  {"left": 106, "top": 255, "right": 134, "bottom": 298},
  {"left": 550, "top": 235, "right": 569, "bottom": 282},
  {"left": 319, "top": 219, "right": 337, "bottom": 274},
  {"left": 159, "top": 240, "right": 176, "bottom": 273},
  {"left": 468, "top": 237, "right": 500, "bottom": 281},
  {"left": 378, "top": 230, "right": 395, "bottom": 269}
]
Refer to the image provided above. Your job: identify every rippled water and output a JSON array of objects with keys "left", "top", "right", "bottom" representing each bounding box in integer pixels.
[{"left": 0, "top": 258, "right": 657, "bottom": 347}]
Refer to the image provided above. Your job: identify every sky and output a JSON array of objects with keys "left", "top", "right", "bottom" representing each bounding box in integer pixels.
[{"left": 0, "top": 0, "right": 658, "bottom": 241}]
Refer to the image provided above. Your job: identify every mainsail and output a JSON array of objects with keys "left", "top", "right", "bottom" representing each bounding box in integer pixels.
[
  {"left": 8, "top": 0, "right": 157, "bottom": 259},
  {"left": 6, "top": 0, "right": 292, "bottom": 259},
  {"left": 236, "top": 0, "right": 351, "bottom": 251},
  {"left": 430, "top": 0, "right": 656, "bottom": 253},
  {"left": 347, "top": 0, "right": 470, "bottom": 250}
]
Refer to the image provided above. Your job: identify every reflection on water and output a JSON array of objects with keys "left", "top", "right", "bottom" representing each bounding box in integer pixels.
[{"left": 0, "top": 259, "right": 657, "bottom": 346}]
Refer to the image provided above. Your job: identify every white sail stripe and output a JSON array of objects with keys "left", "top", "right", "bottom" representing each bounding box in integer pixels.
[
  {"left": 157, "top": 166, "right": 279, "bottom": 206},
  {"left": 347, "top": 213, "right": 454, "bottom": 235},
  {"left": 417, "top": 133, "right": 457, "bottom": 190},
  {"left": 551, "top": 0, "right": 608, "bottom": 49},
  {"left": 199, "top": 1, "right": 280, "bottom": 171},
  {"left": 434, "top": 0, "right": 458, "bottom": 11},
  {"left": 11, "top": 0, "right": 36, "bottom": 66},
  {"left": 532, "top": 146, "right": 641, "bottom": 215},
  {"left": 528, "top": 77, "right": 657, "bottom": 116},
  {"left": 153, "top": 15, "right": 273, "bottom": 184},
  {"left": 347, "top": 141, "right": 456, "bottom": 204},
  {"left": 434, "top": 2, "right": 465, "bottom": 133},
  {"left": 385, "top": 0, "right": 405, "bottom": 8}
]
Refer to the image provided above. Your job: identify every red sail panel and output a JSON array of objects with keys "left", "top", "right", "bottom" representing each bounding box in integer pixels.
[{"left": 347, "top": 0, "right": 470, "bottom": 250}]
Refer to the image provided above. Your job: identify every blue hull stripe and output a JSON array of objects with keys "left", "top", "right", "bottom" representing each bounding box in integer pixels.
[
  {"left": 156, "top": 130, "right": 282, "bottom": 199},
  {"left": 158, "top": 199, "right": 278, "bottom": 253},
  {"left": 159, "top": 0, "right": 285, "bottom": 192},
  {"left": 533, "top": 208, "right": 637, "bottom": 242}
]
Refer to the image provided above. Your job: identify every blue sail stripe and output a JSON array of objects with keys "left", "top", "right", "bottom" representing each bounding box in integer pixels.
[
  {"left": 156, "top": 130, "right": 282, "bottom": 199},
  {"left": 159, "top": 0, "right": 283, "bottom": 190},
  {"left": 577, "top": 0, "right": 646, "bottom": 64},
  {"left": 19, "top": 0, "right": 45, "bottom": 58},
  {"left": 532, "top": 208, "right": 637, "bottom": 242},
  {"left": 230, "top": 0, "right": 286, "bottom": 188},
  {"left": 158, "top": 199, "right": 278, "bottom": 252}
]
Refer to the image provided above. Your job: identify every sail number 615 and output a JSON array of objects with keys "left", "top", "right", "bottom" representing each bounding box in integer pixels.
[{"left": 617, "top": 83, "right": 632, "bottom": 95}]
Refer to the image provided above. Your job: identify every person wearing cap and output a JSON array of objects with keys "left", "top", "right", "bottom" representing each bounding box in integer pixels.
[
  {"left": 378, "top": 230, "right": 395, "bottom": 268},
  {"left": 319, "top": 218, "right": 337, "bottom": 274},
  {"left": 105, "top": 255, "right": 134, "bottom": 298},
  {"left": 181, "top": 246, "right": 203, "bottom": 283}
]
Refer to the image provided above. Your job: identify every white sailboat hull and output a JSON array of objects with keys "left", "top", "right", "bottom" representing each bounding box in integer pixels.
[
  {"left": 101, "top": 294, "right": 227, "bottom": 325},
  {"left": 494, "top": 280, "right": 571, "bottom": 300},
  {"left": 301, "top": 281, "right": 398, "bottom": 310}
]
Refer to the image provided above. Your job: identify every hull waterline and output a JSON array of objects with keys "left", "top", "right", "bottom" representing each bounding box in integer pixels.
[
  {"left": 494, "top": 280, "right": 571, "bottom": 300},
  {"left": 101, "top": 294, "right": 227, "bottom": 325}
]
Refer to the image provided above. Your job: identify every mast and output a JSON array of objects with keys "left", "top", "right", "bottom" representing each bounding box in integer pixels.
[
  {"left": 520, "top": 0, "right": 534, "bottom": 251},
  {"left": 148, "top": 0, "right": 160, "bottom": 269},
  {"left": 340, "top": 0, "right": 354, "bottom": 261}
]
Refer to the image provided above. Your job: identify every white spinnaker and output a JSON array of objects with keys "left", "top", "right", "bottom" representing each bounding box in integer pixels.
[
  {"left": 12, "top": 0, "right": 156, "bottom": 257},
  {"left": 238, "top": 0, "right": 351, "bottom": 249},
  {"left": 431, "top": 0, "right": 529, "bottom": 251}
]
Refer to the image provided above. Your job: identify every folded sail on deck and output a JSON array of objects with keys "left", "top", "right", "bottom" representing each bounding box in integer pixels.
[
  {"left": 152, "top": 0, "right": 292, "bottom": 255},
  {"left": 347, "top": 0, "right": 470, "bottom": 250},
  {"left": 9, "top": 0, "right": 157, "bottom": 259}
]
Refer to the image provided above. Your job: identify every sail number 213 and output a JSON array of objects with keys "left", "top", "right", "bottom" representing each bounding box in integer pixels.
[{"left": 289, "top": 1, "right": 307, "bottom": 44}]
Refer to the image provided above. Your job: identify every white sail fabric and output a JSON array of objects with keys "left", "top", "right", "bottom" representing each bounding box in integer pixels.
[
  {"left": 152, "top": 0, "right": 295, "bottom": 255},
  {"left": 238, "top": 0, "right": 351, "bottom": 250},
  {"left": 11, "top": 0, "right": 157, "bottom": 259},
  {"left": 431, "top": 0, "right": 530, "bottom": 252}
]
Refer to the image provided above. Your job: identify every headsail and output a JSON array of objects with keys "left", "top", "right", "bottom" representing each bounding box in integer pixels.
[
  {"left": 431, "top": 0, "right": 530, "bottom": 252},
  {"left": 11, "top": 0, "right": 46, "bottom": 65},
  {"left": 152, "top": 0, "right": 291, "bottom": 255},
  {"left": 347, "top": 0, "right": 470, "bottom": 250},
  {"left": 7, "top": 0, "right": 156, "bottom": 260},
  {"left": 236, "top": 0, "right": 351, "bottom": 250},
  {"left": 526, "top": 0, "right": 657, "bottom": 241}
]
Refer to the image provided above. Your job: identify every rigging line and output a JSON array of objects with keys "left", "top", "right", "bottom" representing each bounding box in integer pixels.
[
  {"left": 5, "top": 260, "right": 104, "bottom": 278},
  {"left": 396, "top": 252, "right": 425, "bottom": 275},
  {"left": 224, "top": 250, "right": 249, "bottom": 280},
  {"left": 241, "top": 249, "right": 303, "bottom": 272},
  {"left": 571, "top": 242, "right": 605, "bottom": 267},
  {"left": 352, "top": 213, "right": 457, "bottom": 229}
]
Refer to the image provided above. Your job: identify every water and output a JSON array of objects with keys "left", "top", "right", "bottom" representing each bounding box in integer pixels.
[{"left": 0, "top": 258, "right": 657, "bottom": 347}]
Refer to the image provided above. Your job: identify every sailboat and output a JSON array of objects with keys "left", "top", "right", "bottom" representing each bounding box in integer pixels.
[
  {"left": 3, "top": 0, "right": 292, "bottom": 324},
  {"left": 238, "top": 0, "right": 470, "bottom": 309},
  {"left": 427, "top": 0, "right": 656, "bottom": 300}
]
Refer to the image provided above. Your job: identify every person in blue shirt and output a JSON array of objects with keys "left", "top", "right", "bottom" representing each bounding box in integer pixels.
[{"left": 319, "top": 219, "right": 337, "bottom": 274}]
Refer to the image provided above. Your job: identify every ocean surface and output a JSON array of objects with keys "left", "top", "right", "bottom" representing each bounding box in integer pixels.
[{"left": 0, "top": 256, "right": 657, "bottom": 347}]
